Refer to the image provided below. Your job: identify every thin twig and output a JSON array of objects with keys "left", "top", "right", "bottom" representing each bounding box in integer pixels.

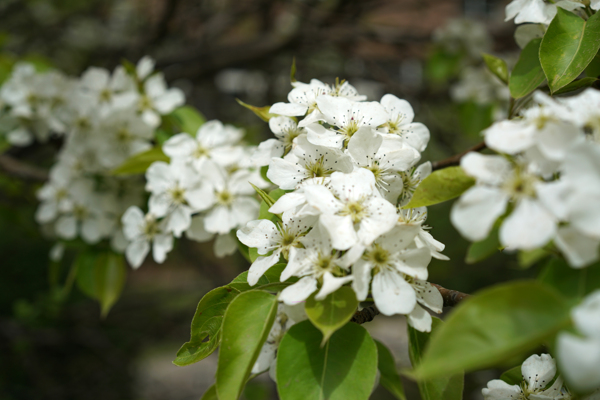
[
  {"left": 0, "top": 154, "right": 48, "bottom": 181},
  {"left": 431, "top": 141, "right": 486, "bottom": 171},
  {"left": 351, "top": 284, "right": 471, "bottom": 324}
]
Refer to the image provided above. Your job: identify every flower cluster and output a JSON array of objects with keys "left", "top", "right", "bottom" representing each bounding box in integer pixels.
[
  {"left": 238, "top": 78, "right": 447, "bottom": 332},
  {"left": 557, "top": 290, "right": 600, "bottom": 393},
  {"left": 122, "top": 120, "right": 269, "bottom": 268},
  {"left": 452, "top": 89, "right": 600, "bottom": 268},
  {"left": 482, "top": 353, "right": 571, "bottom": 400},
  {"left": 505, "top": 0, "right": 596, "bottom": 26}
]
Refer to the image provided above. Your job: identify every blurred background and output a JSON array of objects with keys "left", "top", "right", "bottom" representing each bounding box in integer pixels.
[{"left": 0, "top": 0, "right": 540, "bottom": 399}]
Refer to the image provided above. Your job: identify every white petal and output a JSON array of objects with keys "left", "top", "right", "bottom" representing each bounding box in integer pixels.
[
  {"left": 351, "top": 259, "right": 373, "bottom": 301},
  {"left": 185, "top": 216, "right": 214, "bottom": 242},
  {"left": 315, "top": 272, "right": 353, "bottom": 300},
  {"left": 162, "top": 133, "right": 196, "bottom": 158},
  {"left": 572, "top": 291, "right": 600, "bottom": 339},
  {"left": 557, "top": 333, "right": 600, "bottom": 393},
  {"left": 214, "top": 233, "right": 237, "bottom": 258},
  {"left": 407, "top": 304, "right": 433, "bottom": 333},
  {"left": 154, "top": 88, "right": 185, "bottom": 113},
  {"left": 81, "top": 218, "right": 102, "bottom": 243},
  {"left": 126, "top": 238, "right": 150, "bottom": 269},
  {"left": 152, "top": 233, "right": 173, "bottom": 263},
  {"left": 484, "top": 119, "right": 536, "bottom": 154},
  {"left": 482, "top": 380, "right": 522, "bottom": 400},
  {"left": 460, "top": 152, "right": 512, "bottom": 185},
  {"left": 248, "top": 251, "right": 281, "bottom": 286},
  {"left": 236, "top": 219, "right": 278, "bottom": 254},
  {"left": 381, "top": 94, "right": 415, "bottom": 124},
  {"left": 166, "top": 205, "right": 192, "bottom": 237},
  {"left": 521, "top": 353, "right": 556, "bottom": 392},
  {"left": 267, "top": 157, "right": 308, "bottom": 190},
  {"left": 451, "top": 186, "right": 508, "bottom": 242},
  {"left": 55, "top": 216, "right": 78, "bottom": 239},
  {"left": 372, "top": 269, "right": 416, "bottom": 316},
  {"left": 393, "top": 248, "right": 431, "bottom": 280},
  {"left": 319, "top": 214, "right": 357, "bottom": 251},
  {"left": 346, "top": 127, "right": 382, "bottom": 166},
  {"left": 400, "top": 123, "right": 430, "bottom": 153},
  {"left": 269, "top": 102, "right": 307, "bottom": 117},
  {"left": 500, "top": 199, "right": 556, "bottom": 251},
  {"left": 279, "top": 276, "right": 318, "bottom": 305},
  {"left": 555, "top": 226, "right": 600, "bottom": 268}
]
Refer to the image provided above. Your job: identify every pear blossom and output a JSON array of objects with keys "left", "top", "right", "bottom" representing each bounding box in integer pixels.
[
  {"left": 483, "top": 354, "right": 571, "bottom": 399},
  {"left": 251, "top": 116, "right": 305, "bottom": 166},
  {"left": 237, "top": 213, "right": 316, "bottom": 285},
  {"left": 505, "top": 0, "right": 584, "bottom": 25},
  {"left": 138, "top": 72, "right": 185, "bottom": 127},
  {"left": 378, "top": 94, "right": 430, "bottom": 153},
  {"left": 78, "top": 66, "right": 137, "bottom": 117},
  {"left": 122, "top": 206, "right": 174, "bottom": 268}
]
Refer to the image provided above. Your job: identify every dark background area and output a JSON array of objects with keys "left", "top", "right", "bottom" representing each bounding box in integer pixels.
[{"left": 0, "top": 0, "right": 537, "bottom": 399}]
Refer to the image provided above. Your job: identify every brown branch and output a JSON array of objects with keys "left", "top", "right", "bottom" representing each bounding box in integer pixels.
[
  {"left": 431, "top": 141, "right": 486, "bottom": 171},
  {"left": 0, "top": 154, "right": 48, "bottom": 182},
  {"left": 351, "top": 284, "right": 471, "bottom": 324}
]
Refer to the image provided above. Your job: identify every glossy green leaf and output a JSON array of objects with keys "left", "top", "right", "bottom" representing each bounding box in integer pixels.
[
  {"left": 201, "top": 385, "right": 218, "bottom": 400},
  {"left": 75, "top": 252, "right": 127, "bottom": 317},
  {"left": 304, "top": 287, "right": 358, "bottom": 344},
  {"left": 500, "top": 366, "right": 523, "bottom": 386},
  {"left": 111, "top": 147, "right": 169, "bottom": 176},
  {"left": 482, "top": 54, "right": 509, "bottom": 84},
  {"left": 402, "top": 166, "right": 475, "bottom": 209},
  {"left": 554, "top": 77, "right": 598, "bottom": 94},
  {"left": 276, "top": 320, "right": 378, "bottom": 400},
  {"left": 540, "top": 9, "right": 600, "bottom": 92},
  {"left": 408, "top": 317, "right": 464, "bottom": 400},
  {"left": 412, "top": 281, "right": 570, "bottom": 379},
  {"left": 375, "top": 340, "right": 406, "bottom": 400},
  {"left": 466, "top": 226, "right": 500, "bottom": 264},
  {"left": 236, "top": 99, "right": 276, "bottom": 122},
  {"left": 216, "top": 290, "right": 278, "bottom": 400},
  {"left": 509, "top": 38, "right": 546, "bottom": 98},
  {"left": 538, "top": 258, "right": 600, "bottom": 302},
  {"left": 173, "top": 286, "right": 241, "bottom": 366},
  {"left": 170, "top": 105, "right": 206, "bottom": 135}
]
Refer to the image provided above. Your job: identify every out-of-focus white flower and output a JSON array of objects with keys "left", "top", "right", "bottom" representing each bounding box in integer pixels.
[{"left": 122, "top": 206, "right": 173, "bottom": 268}]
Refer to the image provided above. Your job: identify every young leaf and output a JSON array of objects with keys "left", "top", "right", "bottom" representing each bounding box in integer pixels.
[
  {"left": 482, "top": 54, "right": 509, "bottom": 84},
  {"left": 111, "top": 147, "right": 169, "bottom": 176},
  {"left": 500, "top": 365, "right": 523, "bottom": 386},
  {"left": 375, "top": 340, "right": 407, "bottom": 400},
  {"left": 408, "top": 318, "right": 464, "bottom": 400},
  {"left": 258, "top": 189, "right": 287, "bottom": 222},
  {"left": 465, "top": 226, "right": 500, "bottom": 264},
  {"left": 304, "top": 287, "right": 359, "bottom": 345},
  {"left": 402, "top": 166, "right": 475, "bottom": 209},
  {"left": 250, "top": 183, "right": 276, "bottom": 208},
  {"left": 173, "top": 286, "right": 241, "bottom": 366},
  {"left": 216, "top": 290, "right": 278, "bottom": 400},
  {"left": 276, "top": 320, "right": 378, "bottom": 400},
  {"left": 169, "top": 105, "right": 206, "bottom": 135},
  {"left": 75, "top": 252, "right": 127, "bottom": 317},
  {"left": 540, "top": 9, "right": 600, "bottom": 93},
  {"left": 411, "top": 281, "right": 570, "bottom": 380},
  {"left": 236, "top": 99, "right": 276, "bottom": 122},
  {"left": 509, "top": 38, "right": 546, "bottom": 98}
]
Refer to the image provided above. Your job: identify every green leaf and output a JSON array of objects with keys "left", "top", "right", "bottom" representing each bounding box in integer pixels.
[
  {"left": 517, "top": 248, "right": 550, "bottom": 268},
  {"left": 375, "top": 340, "right": 406, "bottom": 400},
  {"left": 482, "top": 54, "right": 509, "bottom": 84},
  {"left": 500, "top": 366, "right": 523, "bottom": 386},
  {"left": 111, "top": 147, "right": 169, "bottom": 176},
  {"left": 75, "top": 252, "right": 127, "bottom": 317},
  {"left": 173, "top": 286, "right": 240, "bottom": 366},
  {"left": 509, "top": 38, "right": 546, "bottom": 98},
  {"left": 402, "top": 166, "right": 475, "bottom": 209},
  {"left": 304, "top": 287, "right": 358, "bottom": 345},
  {"left": 538, "top": 258, "right": 600, "bottom": 302},
  {"left": 263, "top": 263, "right": 286, "bottom": 283},
  {"left": 237, "top": 99, "right": 276, "bottom": 122},
  {"left": 201, "top": 385, "right": 218, "bottom": 400},
  {"left": 585, "top": 51, "right": 600, "bottom": 77},
  {"left": 540, "top": 9, "right": 600, "bottom": 93},
  {"left": 216, "top": 290, "right": 278, "bottom": 400},
  {"left": 554, "top": 77, "right": 598, "bottom": 94},
  {"left": 412, "top": 281, "right": 571, "bottom": 380},
  {"left": 465, "top": 226, "right": 500, "bottom": 264},
  {"left": 276, "top": 320, "right": 378, "bottom": 400},
  {"left": 408, "top": 317, "right": 464, "bottom": 400},
  {"left": 425, "top": 49, "right": 461, "bottom": 83},
  {"left": 169, "top": 106, "right": 206, "bottom": 135},
  {"left": 290, "top": 57, "right": 297, "bottom": 83}
]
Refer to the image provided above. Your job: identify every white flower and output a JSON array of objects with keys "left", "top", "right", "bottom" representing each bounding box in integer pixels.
[
  {"left": 237, "top": 213, "right": 316, "bottom": 285},
  {"left": 303, "top": 168, "right": 398, "bottom": 250},
  {"left": 304, "top": 95, "right": 388, "bottom": 149},
  {"left": 557, "top": 291, "right": 600, "bottom": 393},
  {"left": 267, "top": 135, "right": 353, "bottom": 190},
  {"left": 163, "top": 120, "right": 244, "bottom": 170},
  {"left": 122, "top": 206, "right": 173, "bottom": 268},
  {"left": 483, "top": 354, "right": 571, "bottom": 400},
  {"left": 79, "top": 66, "right": 137, "bottom": 116},
  {"left": 379, "top": 94, "right": 430, "bottom": 153},
  {"left": 251, "top": 116, "right": 305, "bottom": 166},
  {"left": 145, "top": 161, "right": 213, "bottom": 237},
  {"left": 136, "top": 56, "right": 155, "bottom": 81},
  {"left": 505, "top": 0, "right": 584, "bottom": 25},
  {"left": 451, "top": 152, "right": 558, "bottom": 250},
  {"left": 138, "top": 72, "right": 185, "bottom": 127}
]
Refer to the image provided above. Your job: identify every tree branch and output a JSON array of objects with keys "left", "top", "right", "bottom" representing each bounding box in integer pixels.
[
  {"left": 0, "top": 154, "right": 48, "bottom": 182},
  {"left": 351, "top": 284, "right": 471, "bottom": 324},
  {"left": 430, "top": 141, "right": 486, "bottom": 171}
]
